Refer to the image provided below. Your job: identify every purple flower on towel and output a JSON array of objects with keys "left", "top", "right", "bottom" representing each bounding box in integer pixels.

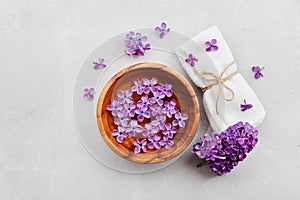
[
  {"left": 205, "top": 39, "right": 219, "bottom": 52},
  {"left": 240, "top": 99, "right": 253, "bottom": 112},
  {"left": 185, "top": 53, "right": 198, "bottom": 67}
]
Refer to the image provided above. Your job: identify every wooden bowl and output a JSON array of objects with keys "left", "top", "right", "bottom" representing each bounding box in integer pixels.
[{"left": 96, "top": 62, "right": 200, "bottom": 164}]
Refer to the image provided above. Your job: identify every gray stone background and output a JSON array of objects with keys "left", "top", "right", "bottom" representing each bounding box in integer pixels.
[{"left": 0, "top": 0, "right": 299, "bottom": 199}]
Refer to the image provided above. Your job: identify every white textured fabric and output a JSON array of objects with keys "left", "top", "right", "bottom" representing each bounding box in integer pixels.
[{"left": 175, "top": 26, "right": 266, "bottom": 132}]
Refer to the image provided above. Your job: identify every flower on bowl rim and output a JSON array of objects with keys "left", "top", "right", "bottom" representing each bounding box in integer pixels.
[
  {"left": 154, "top": 22, "right": 170, "bottom": 39},
  {"left": 83, "top": 88, "right": 95, "bottom": 101}
]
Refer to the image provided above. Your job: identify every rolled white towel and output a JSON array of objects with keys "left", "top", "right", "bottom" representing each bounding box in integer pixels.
[{"left": 175, "top": 26, "right": 265, "bottom": 132}]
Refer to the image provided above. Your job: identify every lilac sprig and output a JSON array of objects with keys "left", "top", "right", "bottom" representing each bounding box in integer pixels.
[
  {"left": 192, "top": 121, "right": 259, "bottom": 176},
  {"left": 124, "top": 31, "right": 151, "bottom": 57}
]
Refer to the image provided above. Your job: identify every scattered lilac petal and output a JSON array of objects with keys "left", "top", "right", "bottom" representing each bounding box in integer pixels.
[
  {"left": 240, "top": 99, "right": 253, "bottom": 112},
  {"left": 154, "top": 22, "right": 170, "bottom": 39},
  {"left": 185, "top": 54, "right": 198, "bottom": 67},
  {"left": 83, "top": 88, "right": 95, "bottom": 101}
]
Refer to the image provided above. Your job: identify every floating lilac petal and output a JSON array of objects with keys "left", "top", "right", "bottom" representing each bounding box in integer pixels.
[
  {"left": 240, "top": 99, "right": 253, "bottom": 112},
  {"left": 150, "top": 91, "right": 165, "bottom": 106},
  {"left": 163, "top": 100, "right": 177, "bottom": 118},
  {"left": 185, "top": 54, "right": 198, "bottom": 67},
  {"left": 154, "top": 22, "right": 170, "bottom": 39},
  {"left": 131, "top": 79, "right": 145, "bottom": 95},
  {"left": 159, "top": 136, "right": 174, "bottom": 149},
  {"left": 125, "top": 120, "right": 144, "bottom": 136},
  {"left": 156, "top": 83, "right": 173, "bottom": 97},
  {"left": 117, "top": 90, "right": 133, "bottom": 104},
  {"left": 172, "top": 112, "right": 188, "bottom": 128},
  {"left": 143, "top": 123, "right": 159, "bottom": 137},
  {"left": 162, "top": 123, "right": 177, "bottom": 139},
  {"left": 112, "top": 126, "right": 128, "bottom": 143},
  {"left": 114, "top": 111, "right": 130, "bottom": 126},
  {"left": 137, "top": 95, "right": 151, "bottom": 109},
  {"left": 148, "top": 134, "right": 162, "bottom": 149},
  {"left": 135, "top": 107, "right": 151, "bottom": 122},
  {"left": 151, "top": 115, "right": 166, "bottom": 130},
  {"left": 205, "top": 39, "right": 219, "bottom": 52},
  {"left": 107, "top": 100, "right": 123, "bottom": 116},
  {"left": 134, "top": 139, "right": 147, "bottom": 153},
  {"left": 149, "top": 104, "right": 164, "bottom": 116},
  {"left": 143, "top": 78, "right": 158, "bottom": 94},
  {"left": 92, "top": 58, "right": 107, "bottom": 70},
  {"left": 83, "top": 88, "right": 95, "bottom": 101},
  {"left": 123, "top": 103, "right": 136, "bottom": 117}
]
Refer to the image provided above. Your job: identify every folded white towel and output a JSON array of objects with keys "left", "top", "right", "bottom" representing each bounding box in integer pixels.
[{"left": 175, "top": 26, "right": 266, "bottom": 132}]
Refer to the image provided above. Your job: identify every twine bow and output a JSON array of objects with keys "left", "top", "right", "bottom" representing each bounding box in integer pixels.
[{"left": 198, "top": 60, "right": 238, "bottom": 115}]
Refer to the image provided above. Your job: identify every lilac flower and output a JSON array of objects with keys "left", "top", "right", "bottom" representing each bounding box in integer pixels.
[
  {"left": 172, "top": 112, "right": 188, "bottom": 128},
  {"left": 156, "top": 83, "right": 173, "bottom": 97},
  {"left": 114, "top": 111, "right": 130, "bottom": 126},
  {"left": 150, "top": 91, "right": 165, "bottom": 106},
  {"left": 137, "top": 95, "right": 151, "bottom": 109},
  {"left": 159, "top": 136, "right": 174, "bottom": 149},
  {"left": 123, "top": 103, "right": 136, "bottom": 117},
  {"left": 205, "top": 39, "right": 219, "bottom": 52},
  {"left": 163, "top": 100, "right": 177, "bottom": 118},
  {"left": 92, "top": 58, "right": 106, "bottom": 70},
  {"left": 142, "top": 123, "right": 159, "bottom": 137},
  {"left": 107, "top": 100, "right": 123, "bottom": 116},
  {"left": 112, "top": 126, "right": 128, "bottom": 143},
  {"left": 240, "top": 99, "right": 253, "bottom": 112},
  {"left": 131, "top": 79, "right": 145, "bottom": 95},
  {"left": 133, "top": 139, "right": 147, "bottom": 153},
  {"left": 151, "top": 115, "right": 166, "bottom": 130},
  {"left": 162, "top": 123, "right": 177, "bottom": 139},
  {"left": 154, "top": 22, "right": 170, "bottom": 39},
  {"left": 252, "top": 66, "right": 264, "bottom": 79},
  {"left": 193, "top": 121, "right": 259, "bottom": 176},
  {"left": 185, "top": 54, "right": 198, "bottom": 67},
  {"left": 83, "top": 88, "right": 95, "bottom": 101},
  {"left": 124, "top": 32, "right": 151, "bottom": 57},
  {"left": 143, "top": 78, "right": 158, "bottom": 94},
  {"left": 191, "top": 133, "right": 218, "bottom": 159},
  {"left": 148, "top": 134, "right": 161, "bottom": 149},
  {"left": 149, "top": 104, "right": 164, "bottom": 116},
  {"left": 125, "top": 120, "right": 143, "bottom": 136},
  {"left": 135, "top": 107, "right": 151, "bottom": 122},
  {"left": 117, "top": 90, "right": 133, "bottom": 104}
]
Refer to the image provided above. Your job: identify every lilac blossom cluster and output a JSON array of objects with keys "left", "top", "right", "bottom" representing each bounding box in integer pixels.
[
  {"left": 124, "top": 32, "right": 151, "bottom": 57},
  {"left": 107, "top": 78, "right": 188, "bottom": 154},
  {"left": 192, "top": 121, "right": 258, "bottom": 176}
]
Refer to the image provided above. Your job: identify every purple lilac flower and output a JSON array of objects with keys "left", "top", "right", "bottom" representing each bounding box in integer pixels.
[
  {"left": 156, "top": 83, "right": 173, "bottom": 97},
  {"left": 133, "top": 139, "right": 147, "bottom": 153},
  {"left": 137, "top": 95, "right": 151, "bottom": 109},
  {"left": 114, "top": 111, "right": 130, "bottom": 126},
  {"left": 240, "top": 99, "right": 253, "bottom": 112},
  {"left": 191, "top": 133, "right": 218, "bottom": 159},
  {"left": 123, "top": 103, "right": 136, "bottom": 117},
  {"left": 148, "top": 134, "right": 162, "bottom": 149},
  {"left": 151, "top": 115, "right": 166, "bottom": 130},
  {"left": 159, "top": 136, "right": 174, "bottom": 149},
  {"left": 150, "top": 91, "right": 165, "bottom": 106},
  {"left": 185, "top": 54, "right": 198, "bottom": 67},
  {"left": 142, "top": 123, "right": 159, "bottom": 137},
  {"left": 149, "top": 104, "right": 164, "bottom": 116},
  {"left": 172, "top": 112, "right": 188, "bottom": 128},
  {"left": 162, "top": 123, "right": 177, "bottom": 139},
  {"left": 143, "top": 78, "right": 157, "bottom": 94},
  {"left": 117, "top": 90, "right": 133, "bottom": 104},
  {"left": 154, "top": 22, "right": 170, "bottom": 39},
  {"left": 135, "top": 107, "right": 151, "bottom": 122},
  {"left": 163, "top": 100, "right": 177, "bottom": 118},
  {"left": 124, "top": 32, "right": 151, "bottom": 57},
  {"left": 92, "top": 58, "right": 106, "bottom": 70},
  {"left": 252, "top": 66, "right": 264, "bottom": 79},
  {"left": 205, "top": 39, "right": 219, "bottom": 52},
  {"left": 107, "top": 99, "right": 123, "bottom": 116},
  {"left": 193, "top": 121, "right": 259, "bottom": 176},
  {"left": 131, "top": 79, "right": 145, "bottom": 95},
  {"left": 83, "top": 88, "right": 95, "bottom": 101},
  {"left": 112, "top": 126, "right": 128, "bottom": 143},
  {"left": 125, "top": 120, "right": 143, "bottom": 136}
]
